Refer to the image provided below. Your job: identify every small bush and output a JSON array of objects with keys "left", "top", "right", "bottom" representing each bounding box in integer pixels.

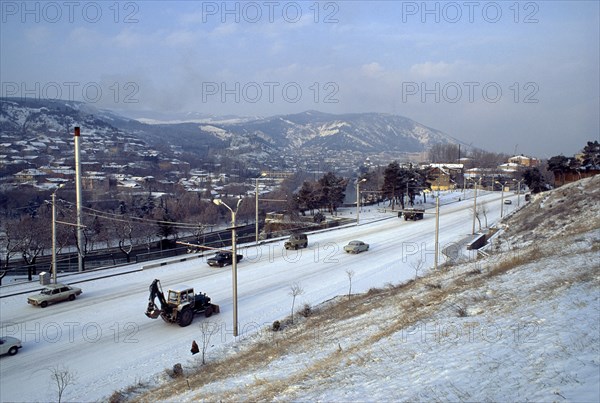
[
  {"left": 107, "top": 391, "right": 125, "bottom": 403},
  {"left": 299, "top": 304, "right": 312, "bottom": 318},
  {"left": 455, "top": 305, "right": 468, "bottom": 317},
  {"left": 272, "top": 320, "right": 281, "bottom": 331},
  {"left": 166, "top": 363, "right": 183, "bottom": 379}
]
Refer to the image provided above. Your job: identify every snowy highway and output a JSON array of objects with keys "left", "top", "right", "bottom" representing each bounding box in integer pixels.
[{"left": 0, "top": 192, "right": 515, "bottom": 402}]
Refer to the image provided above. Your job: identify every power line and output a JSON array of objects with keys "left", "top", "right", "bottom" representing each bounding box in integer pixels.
[{"left": 58, "top": 200, "right": 211, "bottom": 229}]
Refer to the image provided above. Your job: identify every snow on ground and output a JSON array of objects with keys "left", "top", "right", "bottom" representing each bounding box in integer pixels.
[
  {"left": 2, "top": 183, "right": 597, "bottom": 402},
  {"left": 130, "top": 178, "right": 599, "bottom": 402},
  {"left": 142, "top": 228, "right": 598, "bottom": 402}
]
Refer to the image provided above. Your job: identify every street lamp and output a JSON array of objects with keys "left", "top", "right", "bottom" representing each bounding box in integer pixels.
[
  {"left": 468, "top": 177, "right": 482, "bottom": 235},
  {"left": 434, "top": 194, "right": 440, "bottom": 270},
  {"left": 51, "top": 184, "right": 65, "bottom": 284},
  {"left": 406, "top": 178, "right": 417, "bottom": 207},
  {"left": 495, "top": 180, "right": 508, "bottom": 217},
  {"left": 513, "top": 178, "right": 525, "bottom": 207},
  {"left": 213, "top": 197, "right": 242, "bottom": 337},
  {"left": 255, "top": 172, "right": 267, "bottom": 243},
  {"left": 356, "top": 178, "right": 366, "bottom": 225}
]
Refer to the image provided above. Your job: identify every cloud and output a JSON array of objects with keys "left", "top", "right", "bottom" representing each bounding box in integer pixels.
[
  {"left": 163, "top": 30, "right": 200, "bottom": 47},
  {"left": 360, "top": 62, "right": 384, "bottom": 77},
  {"left": 25, "top": 26, "right": 52, "bottom": 46},
  {"left": 112, "top": 28, "right": 147, "bottom": 48},
  {"left": 409, "top": 61, "right": 457, "bottom": 78}
]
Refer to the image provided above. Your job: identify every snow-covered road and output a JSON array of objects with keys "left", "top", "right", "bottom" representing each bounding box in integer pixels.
[{"left": 0, "top": 192, "right": 513, "bottom": 402}]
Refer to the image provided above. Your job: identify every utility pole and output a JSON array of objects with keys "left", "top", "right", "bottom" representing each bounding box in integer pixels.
[
  {"left": 213, "top": 198, "right": 242, "bottom": 337},
  {"left": 472, "top": 178, "right": 480, "bottom": 235},
  {"left": 495, "top": 180, "right": 507, "bottom": 217},
  {"left": 434, "top": 195, "right": 440, "bottom": 270},
  {"left": 51, "top": 191, "right": 58, "bottom": 284},
  {"left": 254, "top": 173, "right": 266, "bottom": 243},
  {"left": 74, "top": 127, "right": 84, "bottom": 272},
  {"left": 356, "top": 178, "right": 366, "bottom": 225}
]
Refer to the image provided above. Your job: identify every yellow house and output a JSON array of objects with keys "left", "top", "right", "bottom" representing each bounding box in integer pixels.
[{"left": 428, "top": 167, "right": 456, "bottom": 191}]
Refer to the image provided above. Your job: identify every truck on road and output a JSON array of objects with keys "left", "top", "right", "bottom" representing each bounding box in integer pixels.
[{"left": 403, "top": 208, "right": 425, "bottom": 221}]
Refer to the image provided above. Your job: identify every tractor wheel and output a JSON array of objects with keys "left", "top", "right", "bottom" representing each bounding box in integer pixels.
[
  {"left": 178, "top": 308, "right": 194, "bottom": 327},
  {"left": 205, "top": 305, "right": 213, "bottom": 317}
]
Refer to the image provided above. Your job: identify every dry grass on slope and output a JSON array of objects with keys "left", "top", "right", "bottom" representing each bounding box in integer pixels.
[
  {"left": 127, "top": 241, "right": 594, "bottom": 402},
  {"left": 122, "top": 176, "right": 599, "bottom": 402},
  {"left": 498, "top": 175, "right": 600, "bottom": 248}
]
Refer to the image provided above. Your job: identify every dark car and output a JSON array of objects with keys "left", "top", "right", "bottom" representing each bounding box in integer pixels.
[
  {"left": 284, "top": 233, "right": 308, "bottom": 250},
  {"left": 207, "top": 252, "right": 243, "bottom": 267}
]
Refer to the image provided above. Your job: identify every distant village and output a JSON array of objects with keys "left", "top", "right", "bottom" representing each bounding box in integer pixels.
[{"left": 1, "top": 126, "right": 547, "bottom": 203}]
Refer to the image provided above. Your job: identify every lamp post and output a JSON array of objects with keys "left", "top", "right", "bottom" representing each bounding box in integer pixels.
[
  {"left": 406, "top": 178, "right": 417, "bottom": 207},
  {"left": 514, "top": 178, "right": 525, "bottom": 207},
  {"left": 434, "top": 194, "right": 440, "bottom": 270},
  {"left": 51, "top": 184, "right": 65, "bottom": 284},
  {"left": 495, "top": 180, "right": 507, "bottom": 217},
  {"left": 470, "top": 177, "right": 482, "bottom": 235},
  {"left": 356, "top": 178, "right": 366, "bottom": 225},
  {"left": 213, "top": 197, "right": 242, "bottom": 337},
  {"left": 255, "top": 172, "right": 267, "bottom": 243}
]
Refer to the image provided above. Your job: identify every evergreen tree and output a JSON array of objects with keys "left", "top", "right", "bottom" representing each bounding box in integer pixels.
[
  {"left": 522, "top": 167, "right": 547, "bottom": 193},
  {"left": 382, "top": 161, "right": 401, "bottom": 209}
]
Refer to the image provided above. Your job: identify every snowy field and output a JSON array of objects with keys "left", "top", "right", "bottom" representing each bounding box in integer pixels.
[
  {"left": 0, "top": 189, "right": 500, "bottom": 402},
  {"left": 3, "top": 185, "right": 596, "bottom": 402}
]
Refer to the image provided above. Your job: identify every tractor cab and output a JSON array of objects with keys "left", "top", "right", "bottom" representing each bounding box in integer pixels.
[{"left": 167, "top": 286, "right": 194, "bottom": 306}]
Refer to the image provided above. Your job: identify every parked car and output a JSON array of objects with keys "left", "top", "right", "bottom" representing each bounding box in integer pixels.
[
  {"left": 284, "top": 233, "right": 308, "bottom": 250},
  {"left": 344, "top": 240, "right": 370, "bottom": 254},
  {"left": 504, "top": 199, "right": 512, "bottom": 205},
  {"left": 0, "top": 336, "right": 22, "bottom": 356},
  {"left": 207, "top": 252, "right": 243, "bottom": 267},
  {"left": 27, "top": 283, "right": 82, "bottom": 308}
]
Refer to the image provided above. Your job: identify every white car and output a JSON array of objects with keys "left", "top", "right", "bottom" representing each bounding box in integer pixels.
[
  {"left": 27, "top": 283, "right": 82, "bottom": 308},
  {"left": 0, "top": 337, "right": 22, "bottom": 356},
  {"left": 344, "top": 240, "right": 370, "bottom": 254}
]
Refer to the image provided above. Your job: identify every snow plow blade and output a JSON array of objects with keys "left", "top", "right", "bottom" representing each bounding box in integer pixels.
[{"left": 211, "top": 304, "right": 220, "bottom": 314}]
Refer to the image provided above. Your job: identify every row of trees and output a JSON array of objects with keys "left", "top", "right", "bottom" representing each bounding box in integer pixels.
[
  {"left": 428, "top": 143, "right": 510, "bottom": 169},
  {"left": 293, "top": 172, "right": 347, "bottom": 215},
  {"left": 522, "top": 140, "right": 600, "bottom": 193}
]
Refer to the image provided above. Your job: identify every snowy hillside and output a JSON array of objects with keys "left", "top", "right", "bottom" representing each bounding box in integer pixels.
[
  {"left": 209, "top": 111, "right": 462, "bottom": 154},
  {"left": 127, "top": 177, "right": 600, "bottom": 402}
]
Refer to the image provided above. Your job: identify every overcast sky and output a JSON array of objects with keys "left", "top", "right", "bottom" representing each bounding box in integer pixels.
[{"left": 1, "top": 1, "right": 598, "bottom": 157}]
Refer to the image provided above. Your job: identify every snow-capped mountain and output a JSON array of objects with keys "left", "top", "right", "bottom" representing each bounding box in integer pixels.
[
  {"left": 1, "top": 98, "right": 465, "bottom": 171},
  {"left": 192, "top": 110, "right": 462, "bottom": 154}
]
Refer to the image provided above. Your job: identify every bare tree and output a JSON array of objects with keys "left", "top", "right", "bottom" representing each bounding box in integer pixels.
[
  {"left": 479, "top": 202, "right": 489, "bottom": 228},
  {"left": 0, "top": 219, "right": 23, "bottom": 285},
  {"left": 49, "top": 365, "right": 76, "bottom": 403},
  {"left": 289, "top": 282, "right": 304, "bottom": 324},
  {"left": 345, "top": 269, "right": 355, "bottom": 299},
  {"left": 471, "top": 206, "right": 482, "bottom": 231},
  {"left": 410, "top": 258, "right": 424, "bottom": 280},
  {"left": 198, "top": 321, "right": 218, "bottom": 365},
  {"left": 113, "top": 218, "right": 135, "bottom": 263}
]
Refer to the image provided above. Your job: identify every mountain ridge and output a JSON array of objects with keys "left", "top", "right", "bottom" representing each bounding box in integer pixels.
[{"left": 1, "top": 98, "right": 466, "bottom": 171}]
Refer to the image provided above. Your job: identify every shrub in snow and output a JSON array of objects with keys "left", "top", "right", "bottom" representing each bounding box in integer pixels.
[{"left": 299, "top": 303, "right": 312, "bottom": 318}]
